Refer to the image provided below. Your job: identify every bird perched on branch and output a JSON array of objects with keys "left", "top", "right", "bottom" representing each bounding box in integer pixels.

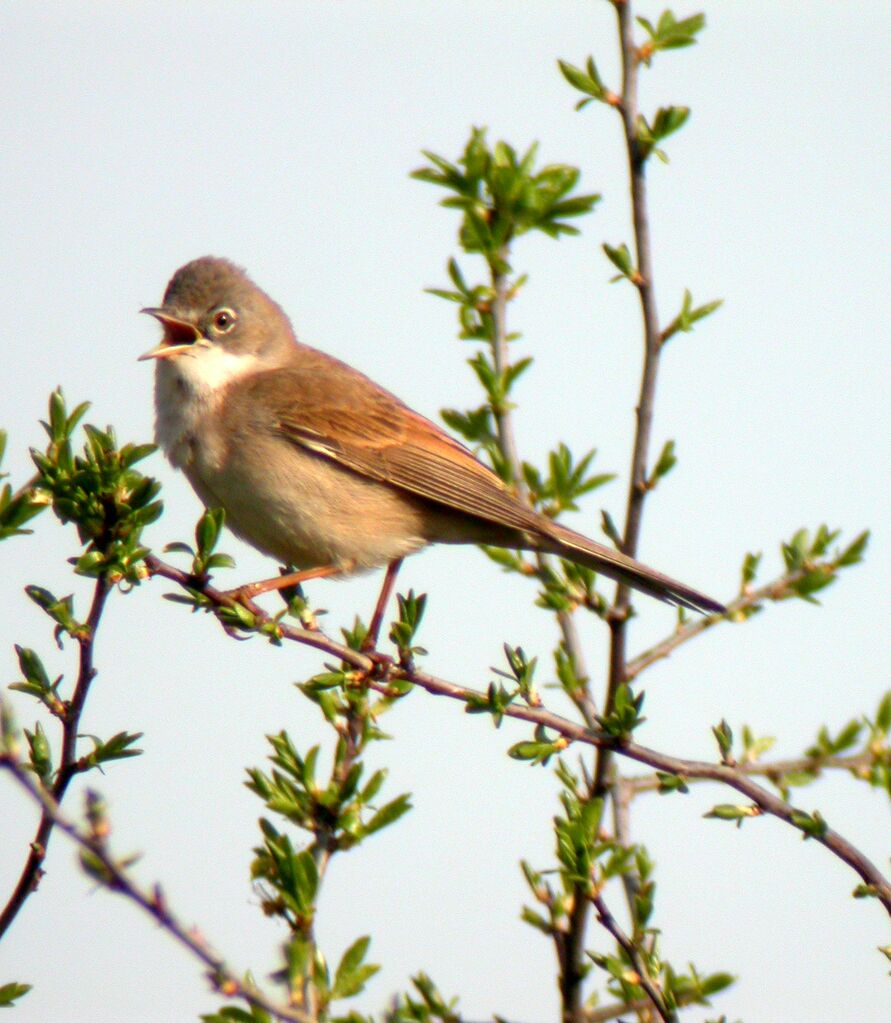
[{"left": 141, "top": 257, "right": 723, "bottom": 622}]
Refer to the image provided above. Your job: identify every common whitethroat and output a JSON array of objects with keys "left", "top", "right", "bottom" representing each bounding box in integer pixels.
[{"left": 140, "top": 257, "right": 724, "bottom": 617}]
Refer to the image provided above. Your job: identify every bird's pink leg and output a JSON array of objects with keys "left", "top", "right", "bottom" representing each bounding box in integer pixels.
[
  {"left": 223, "top": 562, "right": 354, "bottom": 605},
  {"left": 364, "top": 558, "right": 404, "bottom": 650}
]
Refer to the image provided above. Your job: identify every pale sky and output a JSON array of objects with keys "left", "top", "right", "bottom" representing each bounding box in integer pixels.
[{"left": 1, "top": 3, "right": 889, "bottom": 1022}]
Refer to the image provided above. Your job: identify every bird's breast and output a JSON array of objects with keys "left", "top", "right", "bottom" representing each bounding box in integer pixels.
[{"left": 154, "top": 362, "right": 229, "bottom": 472}]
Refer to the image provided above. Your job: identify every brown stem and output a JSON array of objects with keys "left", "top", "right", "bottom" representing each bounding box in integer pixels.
[
  {"left": 596, "top": 0, "right": 662, "bottom": 797},
  {"left": 626, "top": 566, "right": 823, "bottom": 681},
  {"left": 591, "top": 892, "right": 676, "bottom": 1023},
  {"left": 557, "top": 889, "right": 592, "bottom": 1023},
  {"left": 0, "top": 575, "right": 110, "bottom": 939},
  {"left": 622, "top": 750, "right": 880, "bottom": 796},
  {"left": 146, "top": 557, "right": 891, "bottom": 915},
  {"left": 488, "top": 247, "right": 597, "bottom": 1021},
  {"left": 490, "top": 257, "right": 525, "bottom": 490},
  {"left": 0, "top": 758, "right": 312, "bottom": 1023}
]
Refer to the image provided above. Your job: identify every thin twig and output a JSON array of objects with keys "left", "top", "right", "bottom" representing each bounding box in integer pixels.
[
  {"left": 596, "top": 0, "right": 663, "bottom": 797},
  {"left": 144, "top": 556, "right": 891, "bottom": 916},
  {"left": 0, "top": 575, "right": 111, "bottom": 938},
  {"left": 621, "top": 751, "right": 878, "bottom": 797},
  {"left": 487, "top": 248, "right": 596, "bottom": 1022},
  {"left": 626, "top": 566, "right": 825, "bottom": 681},
  {"left": 490, "top": 257, "right": 524, "bottom": 491},
  {"left": 0, "top": 757, "right": 311, "bottom": 1023},
  {"left": 590, "top": 892, "right": 675, "bottom": 1023}
]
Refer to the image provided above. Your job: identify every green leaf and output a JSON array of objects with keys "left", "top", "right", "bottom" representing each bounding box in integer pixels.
[
  {"left": 557, "top": 58, "right": 605, "bottom": 100},
  {"left": 704, "top": 803, "right": 760, "bottom": 823},
  {"left": 332, "top": 936, "right": 380, "bottom": 1000},
  {"left": 83, "top": 731, "right": 144, "bottom": 768},
  {"left": 25, "top": 721, "right": 53, "bottom": 780},
  {"left": 711, "top": 719, "right": 733, "bottom": 760},
  {"left": 602, "top": 242, "right": 634, "bottom": 280},
  {"left": 649, "top": 439, "right": 677, "bottom": 484},
  {"left": 836, "top": 529, "right": 869, "bottom": 567},
  {"left": 364, "top": 793, "right": 412, "bottom": 835},
  {"left": 657, "top": 772, "right": 689, "bottom": 794},
  {"left": 662, "top": 289, "right": 723, "bottom": 342},
  {"left": 196, "top": 507, "right": 224, "bottom": 556},
  {"left": 876, "top": 692, "right": 891, "bottom": 733},
  {"left": 790, "top": 809, "right": 828, "bottom": 839},
  {"left": 741, "top": 551, "right": 762, "bottom": 587},
  {"left": 15, "top": 646, "right": 52, "bottom": 691},
  {"left": 0, "top": 982, "right": 32, "bottom": 1007},
  {"left": 163, "top": 541, "right": 194, "bottom": 555}
]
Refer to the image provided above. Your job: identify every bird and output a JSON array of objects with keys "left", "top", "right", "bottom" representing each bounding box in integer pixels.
[{"left": 140, "top": 256, "right": 724, "bottom": 626}]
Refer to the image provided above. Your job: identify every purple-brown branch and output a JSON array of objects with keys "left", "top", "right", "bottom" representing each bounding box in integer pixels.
[
  {"left": 625, "top": 565, "right": 826, "bottom": 681},
  {"left": 597, "top": 0, "right": 665, "bottom": 797},
  {"left": 0, "top": 575, "right": 110, "bottom": 939},
  {"left": 590, "top": 892, "right": 674, "bottom": 1023},
  {"left": 0, "top": 756, "right": 312, "bottom": 1023},
  {"left": 144, "top": 554, "right": 891, "bottom": 916}
]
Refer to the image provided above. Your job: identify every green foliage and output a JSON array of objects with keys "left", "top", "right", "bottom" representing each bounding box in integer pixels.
[
  {"left": 521, "top": 764, "right": 733, "bottom": 1011},
  {"left": 523, "top": 443, "right": 616, "bottom": 518},
  {"left": 557, "top": 56, "right": 611, "bottom": 110},
  {"left": 23, "top": 721, "right": 52, "bottom": 782},
  {"left": 246, "top": 724, "right": 410, "bottom": 856},
  {"left": 597, "top": 684, "right": 646, "bottom": 739},
  {"left": 164, "top": 506, "right": 236, "bottom": 578},
  {"left": 508, "top": 724, "right": 567, "bottom": 767},
  {"left": 28, "top": 389, "right": 160, "bottom": 584},
  {"left": 703, "top": 804, "right": 762, "bottom": 826},
  {"left": 413, "top": 128, "right": 599, "bottom": 271},
  {"left": 778, "top": 525, "right": 869, "bottom": 603},
  {"left": 82, "top": 730, "right": 143, "bottom": 769},
  {"left": 711, "top": 719, "right": 736, "bottom": 764},
  {"left": 201, "top": 1003, "right": 271, "bottom": 1023},
  {"left": 9, "top": 646, "right": 62, "bottom": 715},
  {"left": 603, "top": 241, "right": 636, "bottom": 283},
  {"left": 647, "top": 439, "right": 677, "bottom": 488},
  {"left": 635, "top": 105, "right": 691, "bottom": 162},
  {"left": 0, "top": 429, "right": 48, "bottom": 541},
  {"left": 0, "top": 981, "right": 32, "bottom": 1007},
  {"left": 386, "top": 973, "right": 461, "bottom": 1023},
  {"left": 389, "top": 590, "right": 428, "bottom": 662},
  {"left": 662, "top": 288, "right": 723, "bottom": 342},
  {"left": 636, "top": 10, "right": 706, "bottom": 60}
]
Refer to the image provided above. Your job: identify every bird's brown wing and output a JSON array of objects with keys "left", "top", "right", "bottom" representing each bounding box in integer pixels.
[
  {"left": 242, "top": 350, "right": 724, "bottom": 615},
  {"left": 256, "top": 351, "right": 542, "bottom": 535}
]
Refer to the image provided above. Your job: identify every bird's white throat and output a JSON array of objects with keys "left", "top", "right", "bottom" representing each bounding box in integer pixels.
[
  {"left": 166, "top": 343, "right": 260, "bottom": 396},
  {"left": 154, "top": 343, "right": 259, "bottom": 466}
]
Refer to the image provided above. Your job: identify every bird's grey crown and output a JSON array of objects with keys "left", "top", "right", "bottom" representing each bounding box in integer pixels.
[{"left": 162, "top": 256, "right": 249, "bottom": 312}]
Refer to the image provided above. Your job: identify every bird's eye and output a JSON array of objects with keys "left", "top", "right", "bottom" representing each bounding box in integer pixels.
[{"left": 211, "top": 308, "right": 237, "bottom": 334}]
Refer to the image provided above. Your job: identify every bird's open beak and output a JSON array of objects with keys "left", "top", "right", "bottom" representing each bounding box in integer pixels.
[{"left": 138, "top": 308, "right": 203, "bottom": 361}]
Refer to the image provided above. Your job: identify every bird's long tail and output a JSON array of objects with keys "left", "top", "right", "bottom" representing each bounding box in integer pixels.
[{"left": 539, "top": 521, "right": 725, "bottom": 615}]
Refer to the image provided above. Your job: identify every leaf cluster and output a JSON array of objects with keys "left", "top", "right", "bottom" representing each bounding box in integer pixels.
[
  {"left": 413, "top": 128, "right": 599, "bottom": 272},
  {"left": 520, "top": 763, "right": 733, "bottom": 1011},
  {"left": 29, "top": 389, "right": 160, "bottom": 583}
]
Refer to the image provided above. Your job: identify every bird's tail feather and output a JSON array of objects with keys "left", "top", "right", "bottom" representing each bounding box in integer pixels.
[{"left": 540, "top": 522, "right": 725, "bottom": 615}]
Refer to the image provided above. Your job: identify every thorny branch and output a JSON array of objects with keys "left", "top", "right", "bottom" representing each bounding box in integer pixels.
[
  {"left": 144, "top": 555, "right": 891, "bottom": 917},
  {"left": 0, "top": 575, "right": 111, "bottom": 939},
  {"left": 0, "top": 756, "right": 312, "bottom": 1023}
]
